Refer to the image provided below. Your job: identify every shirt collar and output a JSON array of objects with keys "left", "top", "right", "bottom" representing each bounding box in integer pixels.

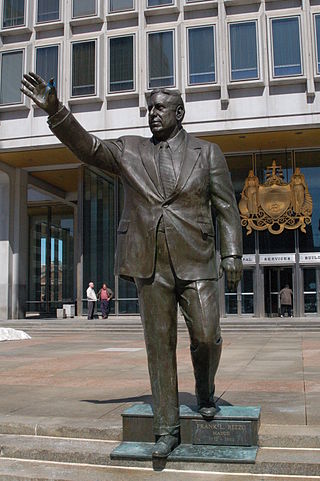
[
  {"left": 153, "top": 128, "right": 186, "bottom": 152},
  {"left": 167, "top": 128, "right": 185, "bottom": 152}
]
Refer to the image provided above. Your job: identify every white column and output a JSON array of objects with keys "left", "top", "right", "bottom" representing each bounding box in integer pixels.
[
  {"left": 0, "top": 170, "right": 10, "bottom": 320},
  {"left": 11, "top": 169, "right": 28, "bottom": 319},
  {"left": 0, "top": 164, "right": 28, "bottom": 320}
]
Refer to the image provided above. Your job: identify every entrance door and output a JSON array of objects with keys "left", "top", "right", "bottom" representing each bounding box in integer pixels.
[
  {"left": 28, "top": 206, "right": 74, "bottom": 314},
  {"left": 225, "top": 269, "right": 255, "bottom": 315},
  {"left": 303, "top": 268, "right": 320, "bottom": 315},
  {"left": 264, "top": 267, "right": 293, "bottom": 317}
]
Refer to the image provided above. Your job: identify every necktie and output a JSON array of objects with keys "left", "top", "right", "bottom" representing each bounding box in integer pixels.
[{"left": 158, "top": 141, "right": 176, "bottom": 197}]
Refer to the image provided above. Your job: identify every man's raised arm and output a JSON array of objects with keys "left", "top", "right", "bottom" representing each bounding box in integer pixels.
[{"left": 21, "top": 72, "right": 121, "bottom": 175}]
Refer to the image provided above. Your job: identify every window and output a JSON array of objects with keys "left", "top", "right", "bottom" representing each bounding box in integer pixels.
[
  {"left": 109, "top": 36, "right": 134, "bottom": 92},
  {"left": 148, "top": 31, "right": 174, "bottom": 88},
  {"left": 2, "top": 0, "right": 25, "bottom": 28},
  {"left": 271, "top": 17, "right": 302, "bottom": 77},
  {"left": 0, "top": 50, "right": 23, "bottom": 105},
  {"left": 36, "top": 46, "right": 58, "bottom": 86},
  {"left": 188, "top": 26, "right": 215, "bottom": 85},
  {"left": 315, "top": 14, "right": 320, "bottom": 74},
  {"left": 72, "top": 0, "right": 96, "bottom": 18},
  {"left": 72, "top": 41, "right": 96, "bottom": 96},
  {"left": 229, "top": 21, "right": 258, "bottom": 81},
  {"left": 109, "top": 0, "right": 134, "bottom": 12},
  {"left": 148, "top": 0, "right": 173, "bottom": 6},
  {"left": 37, "top": 0, "right": 59, "bottom": 23}
]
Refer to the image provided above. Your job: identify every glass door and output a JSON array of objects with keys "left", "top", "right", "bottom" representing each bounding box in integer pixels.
[
  {"left": 303, "top": 268, "right": 319, "bottom": 315},
  {"left": 28, "top": 206, "right": 74, "bottom": 314},
  {"left": 264, "top": 267, "right": 293, "bottom": 317},
  {"left": 241, "top": 270, "right": 254, "bottom": 314},
  {"left": 225, "top": 269, "right": 254, "bottom": 315}
]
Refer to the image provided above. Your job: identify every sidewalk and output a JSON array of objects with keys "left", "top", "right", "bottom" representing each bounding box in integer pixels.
[
  {"left": 1, "top": 328, "right": 320, "bottom": 479},
  {"left": 1, "top": 328, "right": 320, "bottom": 432}
]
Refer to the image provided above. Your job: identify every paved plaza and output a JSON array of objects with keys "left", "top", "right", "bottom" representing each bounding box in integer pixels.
[
  {"left": 1, "top": 325, "right": 320, "bottom": 479},
  {"left": 1, "top": 328, "right": 320, "bottom": 426}
]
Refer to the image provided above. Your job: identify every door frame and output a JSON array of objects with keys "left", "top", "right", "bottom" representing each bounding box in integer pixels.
[
  {"left": 300, "top": 266, "right": 320, "bottom": 316},
  {"left": 262, "top": 265, "right": 295, "bottom": 317},
  {"left": 223, "top": 267, "right": 256, "bottom": 317}
]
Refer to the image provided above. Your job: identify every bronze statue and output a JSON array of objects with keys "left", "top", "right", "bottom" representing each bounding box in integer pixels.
[{"left": 21, "top": 73, "right": 243, "bottom": 458}]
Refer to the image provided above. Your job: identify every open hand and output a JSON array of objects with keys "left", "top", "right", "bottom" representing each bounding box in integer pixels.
[
  {"left": 20, "top": 72, "right": 59, "bottom": 116},
  {"left": 219, "top": 257, "right": 243, "bottom": 291}
]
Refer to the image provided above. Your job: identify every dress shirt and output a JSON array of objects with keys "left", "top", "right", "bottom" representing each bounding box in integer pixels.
[{"left": 87, "top": 287, "right": 97, "bottom": 301}]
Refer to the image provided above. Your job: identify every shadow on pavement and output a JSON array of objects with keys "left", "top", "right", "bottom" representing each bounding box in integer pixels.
[{"left": 80, "top": 392, "right": 232, "bottom": 407}]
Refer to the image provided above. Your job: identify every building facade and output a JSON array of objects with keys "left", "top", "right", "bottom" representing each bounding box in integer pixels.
[{"left": 1, "top": 0, "right": 320, "bottom": 319}]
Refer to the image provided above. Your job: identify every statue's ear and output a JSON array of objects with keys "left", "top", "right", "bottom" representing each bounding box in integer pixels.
[{"left": 176, "top": 105, "right": 185, "bottom": 123}]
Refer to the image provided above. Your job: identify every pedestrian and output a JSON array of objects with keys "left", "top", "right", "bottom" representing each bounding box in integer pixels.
[
  {"left": 86, "top": 282, "right": 97, "bottom": 320},
  {"left": 98, "top": 283, "right": 113, "bottom": 319},
  {"left": 280, "top": 284, "right": 293, "bottom": 317}
]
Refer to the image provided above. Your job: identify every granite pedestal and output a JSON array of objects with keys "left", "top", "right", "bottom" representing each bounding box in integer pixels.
[{"left": 111, "top": 404, "right": 261, "bottom": 463}]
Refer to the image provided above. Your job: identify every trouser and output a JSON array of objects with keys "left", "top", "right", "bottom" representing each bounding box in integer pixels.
[
  {"left": 101, "top": 300, "right": 110, "bottom": 318},
  {"left": 87, "top": 301, "right": 95, "bottom": 320},
  {"left": 281, "top": 304, "right": 292, "bottom": 317},
  {"left": 135, "top": 230, "right": 222, "bottom": 437}
]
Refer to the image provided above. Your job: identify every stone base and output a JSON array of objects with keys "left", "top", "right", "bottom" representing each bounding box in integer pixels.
[
  {"left": 123, "top": 404, "right": 261, "bottom": 445},
  {"left": 111, "top": 403, "right": 261, "bottom": 464},
  {"left": 110, "top": 441, "right": 258, "bottom": 464}
]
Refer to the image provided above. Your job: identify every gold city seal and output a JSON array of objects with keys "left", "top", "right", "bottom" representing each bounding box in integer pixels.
[{"left": 239, "top": 161, "right": 312, "bottom": 235}]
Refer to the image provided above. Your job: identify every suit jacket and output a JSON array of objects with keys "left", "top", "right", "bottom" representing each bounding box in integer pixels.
[{"left": 48, "top": 106, "right": 243, "bottom": 281}]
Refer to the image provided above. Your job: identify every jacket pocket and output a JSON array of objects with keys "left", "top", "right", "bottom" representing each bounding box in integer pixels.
[
  {"left": 199, "top": 222, "right": 215, "bottom": 239},
  {"left": 117, "top": 220, "right": 130, "bottom": 234}
]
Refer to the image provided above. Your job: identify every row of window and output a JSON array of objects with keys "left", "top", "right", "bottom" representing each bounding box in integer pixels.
[
  {"left": 2, "top": 0, "right": 213, "bottom": 29},
  {"left": 1, "top": 14, "right": 320, "bottom": 105}
]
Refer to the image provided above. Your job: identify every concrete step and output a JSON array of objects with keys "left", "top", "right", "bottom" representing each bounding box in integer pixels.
[
  {"left": 1, "top": 415, "right": 320, "bottom": 449},
  {"left": 1, "top": 433, "right": 320, "bottom": 476},
  {"left": 3, "top": 320, "right": 320, "bottom": 335},
  {"left": 259, "top": 424, "right": 320, "bottom": 448},
  {"left": 1, "top": 457, "right": 319, "bottom": 481},
  {"left": 0, "top": 414, "right": 122, "bottom": 441}
]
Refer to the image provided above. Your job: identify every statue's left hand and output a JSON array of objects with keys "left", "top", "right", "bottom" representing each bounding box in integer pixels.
[{"left": 219, "top": 257, "right": 243, "bottom": 291}]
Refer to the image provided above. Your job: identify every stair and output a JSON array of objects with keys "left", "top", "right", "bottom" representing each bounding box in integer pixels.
[
  {"left": 0, "top": 421, "right": 320, "bottom": 479},
  {"left": 2, "top": 317, "right": 320, "bottom": 335}
]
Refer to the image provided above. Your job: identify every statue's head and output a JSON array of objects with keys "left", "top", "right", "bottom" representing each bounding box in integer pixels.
[{"left": 148, "top": 88, "right": 185, "bottom": 141}]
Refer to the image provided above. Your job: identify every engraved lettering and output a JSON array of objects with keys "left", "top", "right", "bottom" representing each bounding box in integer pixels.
[{"left": 192, "top": 420, "right": 254, "bottom": 446}]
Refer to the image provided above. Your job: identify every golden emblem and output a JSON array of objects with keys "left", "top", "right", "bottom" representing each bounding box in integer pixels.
[{"left": 239, "top": 161, "right": 312, "bottom": 235}]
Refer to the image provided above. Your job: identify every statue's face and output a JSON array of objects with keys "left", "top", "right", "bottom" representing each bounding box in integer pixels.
[{"left": 148, "top": 92, "right": 179, "bottom": 141}]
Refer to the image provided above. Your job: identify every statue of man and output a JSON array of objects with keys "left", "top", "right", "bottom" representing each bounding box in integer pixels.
[{"left": 21, "top": 73, "right": 243, "bottom": 458}]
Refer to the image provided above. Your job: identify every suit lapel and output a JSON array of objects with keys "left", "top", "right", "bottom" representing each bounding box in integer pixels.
[
  {"left": 167, "top": 134, "right": 201, "bottom": 201},
  {"left": 138, "top": 138, "right": 163, "bottom": 198}
]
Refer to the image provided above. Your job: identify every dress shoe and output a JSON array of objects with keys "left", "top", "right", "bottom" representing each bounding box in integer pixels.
[
  {"left": 198, "top": 404, "right": 217, "bottom": 420},
  {"left": 152, "top": 434, "right": 178, "bottom": 458}
]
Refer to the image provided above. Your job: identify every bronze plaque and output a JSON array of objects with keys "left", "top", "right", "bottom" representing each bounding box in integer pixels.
[{"left": 192, "top": 420, "right": 254, "bottom": 446}]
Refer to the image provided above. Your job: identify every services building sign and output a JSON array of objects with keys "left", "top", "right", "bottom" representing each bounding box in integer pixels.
[
  {"left": 259, "top": 254, "right": 295, "bottom": 265},
  {"left": 242, "top": 254, "right": 256, "bottom": 265},
  {"left": 299, "top": 253, "right": 320, "bottom": 264},
  {"left": 239, "top": 161, "right": 312, "bottom": 235}
]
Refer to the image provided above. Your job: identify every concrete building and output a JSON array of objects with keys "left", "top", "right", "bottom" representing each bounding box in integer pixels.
[{"left": 1, "top": 0, "right": 320, "bottom": 319}]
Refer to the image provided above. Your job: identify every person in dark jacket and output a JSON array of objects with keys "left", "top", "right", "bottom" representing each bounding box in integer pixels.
[
  {"left": 280, "top": 284, "right": 293, "bottom": 317},
  {"left": 98, "top": 283, "right": 113, "bottom": 319}
]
